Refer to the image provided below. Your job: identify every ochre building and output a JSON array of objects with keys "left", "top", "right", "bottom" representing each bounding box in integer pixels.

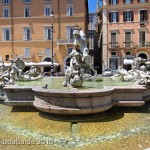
[{"left": 0, "top": 0, "right": 88, "bottom": 72}]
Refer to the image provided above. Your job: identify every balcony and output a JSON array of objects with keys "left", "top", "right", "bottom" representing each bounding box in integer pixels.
[
  {"left": 140, "top": 21, "right": 147, "bottom": 27},
  {"left": 108, "top": 42, "right": 119, "bottom": 49},
  {"left": 139, "top": 42, "right": 150, "bottom": 47},
  {"left": 57, "top": 39, "right": 74, "bottom": 45},
  {"left": 15, "top": 55, "right": 33, "bottom": 62},
  {"left": 123, "top": 42, "right": 133, "bottom": 48}
]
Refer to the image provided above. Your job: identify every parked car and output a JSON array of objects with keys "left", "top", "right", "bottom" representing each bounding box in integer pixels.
[{"left": 102, "top": 68, "right": 113, "bottom": 76}]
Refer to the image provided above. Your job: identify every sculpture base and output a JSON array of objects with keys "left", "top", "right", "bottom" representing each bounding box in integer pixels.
[{"left": 33, "top": 88, "right": 113, "bottom": 115}]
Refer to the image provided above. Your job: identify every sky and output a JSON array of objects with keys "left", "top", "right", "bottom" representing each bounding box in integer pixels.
[{"left": 88, "top": 0, "right": 102, "bottom": 13}]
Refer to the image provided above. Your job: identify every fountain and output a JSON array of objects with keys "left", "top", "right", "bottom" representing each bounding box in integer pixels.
[
  {"left": 1, "top": 25, "right": 150, "bottom": 116},
  {"left": 28, "top": 27, "right": 150, "bottom": 114},
  {"left": 1, "top": 26, "right": 150, "bottom": 150}
]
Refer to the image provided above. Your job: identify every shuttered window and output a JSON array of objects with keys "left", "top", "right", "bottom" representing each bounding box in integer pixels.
[
  {"left": 123, "top": 11, "right": 133, "bottom": 22},
  {"left": 44, "top": 28, "right": 52, "bottom": 40},
  {"left": 111, "top": 33, "right": 117, "bottom": 47},
  {"left": 24, "top": 28, "right": 31, "bottom": 40},
  {"left": 140, "top": 10, "right": 148, "bottom": 22},
  {"left": 109, "top": 0, "right": 118, "bottom": 5},
  {"left": 109, "top": 12, "right": 119, "bottom": 23},
  {"left": 66, "top": 27, "right": 74, "bottom": 39},
  {"left": 67, "top": 4, "right": 73, "bottom": 16},
  {"left": 24, "top": 48, "right": 30, "bottom": 58},
  {"left": 45, "top": 48, "right": 50, "bottom": 56},
  {"left": 125, "top": 32, "right": 131, "bottom": 47},
  {"left": 139, "top": 31, "right": 146, "bottom": 46}
]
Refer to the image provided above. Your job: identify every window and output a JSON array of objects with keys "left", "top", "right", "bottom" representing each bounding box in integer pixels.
[
  {"left": 3, "top": 28, "right": 11, "bottom": 41},
  {"left": 109, "top": 12, "right": 119, "bottom": 23},
  {"left": 125, "top": 51, "right": 131, "bottom": 55},
  {"left": 109, "top": 0, "right": 118, "bottom": 5},
  {"left": 139, "top": 31, "right": 146, "bottom": 47},
  {"left": 45, "top": 48, "right": 50, "bottom": 56},
  {"left": 124, "top": 0, "right": 132, "bottom": 4},
  {"left": 44, "top": 27, "right": 52, "bottom": 40},
  {"left": 24, "top": 6, "right": 30, "bottom": 17},
  {"left": 109, "top": 58, "right": 118, "bottom": 70},
  {"left": 23, "top": 28, "right": 31, "bottom": 41},
  {"left": 3, "top": 0, "right": 10, "bottom": 4},
  {"left": 123, "top": 11, "right": 133, "bottom": 22},
  {"left": 68, "top": 48, "right": 73, "bottom": 55},
  {"left": 111, "top": 51, "right": 117, "bottom": 56},
  {"left": 67, "top": 4, "right": 73, "bottom": 16},
  {"left": 89, "top": 34, "right": 94, "bottom": 49},
  {"left": 66, "top": 26, "right": 74, "bottom": 40},
  {"left": 140, "top": 10, "right": 147, "bottom": 22},
  {"left": 24, "top": 0, "right": 31, "bottom": 3},
  {"left": 44, "top": 6, "right": 51, "bottom": 16},
  {"left": 5, "top": 55, "right": 9, "bottom": 61},
  {"left": 110, "top": 32, "right": 117, "bottom": 48},
  {"left": 3, "top": 7, "right": 10, "bottom": 18},
  {"left": 24, "top": 48, "right": 30, "bottom": 58},
  {"left": 140, "top": 0, "right": 145, "bottom": 3},
  {"left": 125, "top": 32, "right": 132, "bottom": 47}
]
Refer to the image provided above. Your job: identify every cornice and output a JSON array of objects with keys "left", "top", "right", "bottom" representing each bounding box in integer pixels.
[{"left": 102, "top": 2, "right": 150, "bottom": 10}]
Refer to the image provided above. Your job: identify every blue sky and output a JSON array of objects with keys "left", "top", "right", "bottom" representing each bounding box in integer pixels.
[{"left": 88, "top": 0, "right": 101, "bottom": 13}]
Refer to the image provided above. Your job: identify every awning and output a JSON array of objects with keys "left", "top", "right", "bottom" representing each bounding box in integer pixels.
[
  {"left": 0, "top": 62, "right": 59, "bottom": 67},
  {"left": 124, "top": 59, "right": 133, "bottom": 65},
  {"left": 145, "top": 62, "right": 150, "bottom": 65}
]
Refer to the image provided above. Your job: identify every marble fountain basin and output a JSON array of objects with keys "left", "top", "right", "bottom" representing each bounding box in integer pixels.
[
  {"left": 33, "top": 88, "right": 114, "bottom": 115},
  {"left": 3, "top": 77, "right": 150, "bottom": 116}
]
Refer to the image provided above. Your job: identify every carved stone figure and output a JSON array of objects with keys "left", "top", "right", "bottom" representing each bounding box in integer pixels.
[
  {"left": 73, "top": 25, "right": 87, "bottom": 54},
  {"left": 63, "top": 48, "right": 84, "bottom": 87},
  {"left": 118, "top": 57, "right": 150, "bottom": 85},
  {"left": 132, "top": 57, "right": 146, "bottom": 70},
  {"left": 63, "top": 25, "right": 97, "bottom": 87},
  {"left": 0, "top": 58, "right": 42, "bottom": 84}
]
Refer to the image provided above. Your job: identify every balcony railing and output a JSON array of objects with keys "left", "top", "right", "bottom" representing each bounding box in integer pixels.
[
  {"left": 123, "top": 42, "right": 133, "bottom": 48},
  {"left": 109, "top": 42, "right": 119, "bottom": 49},
  {"left": 140, "top": 21, "right": 147, "bottom": 27},
  {"left": 57, "top": 39, "right": 74, "bottom": 44},
  {"left": 139, "top": 42, "right": 150, "bottom": 47}
]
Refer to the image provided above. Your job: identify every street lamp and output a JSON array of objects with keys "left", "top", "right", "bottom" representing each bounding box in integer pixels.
[{"left": 50, "top": 10, "right": 54, "bottom": 76}]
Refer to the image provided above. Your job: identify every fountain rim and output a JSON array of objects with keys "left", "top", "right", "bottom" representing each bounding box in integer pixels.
[{"left": 32, "top": 87, "right": 115, "bottom": 94}]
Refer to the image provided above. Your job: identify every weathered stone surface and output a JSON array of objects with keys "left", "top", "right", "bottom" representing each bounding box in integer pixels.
[
  {"left": 4, "top": 86, "right": 35, "bottom": 107},
  {"left": 3, "top": 85, "right": 150, "bottom": 115}
]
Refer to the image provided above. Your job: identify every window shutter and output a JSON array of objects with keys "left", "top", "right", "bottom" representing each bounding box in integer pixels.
[
  {"left": 131, "top": 0, "right": 133, "bottom": 3},
  {"left": 111, "top": 33, "right": 116, "bottom": 43},
  {"left": 125, "top": 32, "right": 131, "bottom": 42},
  {"left": 24, "top": 29, "right": 27, "bottom": 40},
  {"left": 116, "top": 12, "right": 119, "bottom": 22},
  {"left": 123, "top": 0, "right": 125, "bottom": 4},
  {"left": 123, "top": 11, "right": 125, "bottom": 22},
  {"left": 109, "top": 0, "right": 111, "bottom": 5},
  {"left": 45, "top": 28, "right": 48, "bottom": 40},
  {"left": 145, "top": 10, "right": 148, "bottom": 21},
  {"left": 66, "top": 27, "right": 69, "bottom": 39},
  {"left": 109, "top": 13, "right": 111, "bottom": 22},
  {"left": 131, "top": 11, "right": 134, "bottom": 21}
]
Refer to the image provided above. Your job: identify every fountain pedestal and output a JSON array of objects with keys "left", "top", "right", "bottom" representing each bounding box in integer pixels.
[{"left": 33, "top": 88, "right": 113, "bottom": 115}]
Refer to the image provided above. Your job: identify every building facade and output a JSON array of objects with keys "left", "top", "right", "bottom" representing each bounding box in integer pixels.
[
  {"left": 87, "top": 13, "right": 100, "bottom": 71},
  {"left": 102, "top": 0, "right": 150, "bottom": 71},
  {"left": 0, "top": 0, "right": 88, "bottom": 72}
]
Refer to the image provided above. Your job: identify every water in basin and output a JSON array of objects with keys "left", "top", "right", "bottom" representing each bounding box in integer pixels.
[
  {"left": 1, "top": 76, "right": 149, "bottom": 150},
  {"left": 16, "top": 76, "right": 134, "bottom": 90}
]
